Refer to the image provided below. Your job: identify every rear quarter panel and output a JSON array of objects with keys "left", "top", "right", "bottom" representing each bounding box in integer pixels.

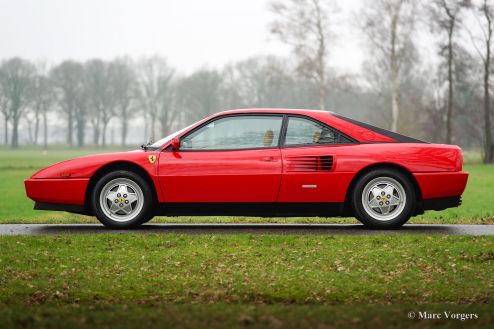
[{"left": 278, "top": 143, "right": 463, "bottom": 202}]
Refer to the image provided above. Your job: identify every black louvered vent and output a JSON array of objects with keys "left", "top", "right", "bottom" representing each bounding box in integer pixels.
[{"left": 286, "top": 155, "right": 334, "bottom": 172}]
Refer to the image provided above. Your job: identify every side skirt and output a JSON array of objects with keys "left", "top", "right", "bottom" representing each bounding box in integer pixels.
[{"left": 156, "top": 202, "right": 345, "bottom": 217}]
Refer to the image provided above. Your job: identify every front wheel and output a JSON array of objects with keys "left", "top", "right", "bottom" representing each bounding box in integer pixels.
[
  {"left": 351, "top": 169, "right": 416, "bottom": 228},
  {"left": 91, "top": 170, "right": 155, "bottom": 229}
]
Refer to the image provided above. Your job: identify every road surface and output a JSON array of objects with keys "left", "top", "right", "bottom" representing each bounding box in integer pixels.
[{"left": 0, "top": 223, "right": 493, "bottom": 236}]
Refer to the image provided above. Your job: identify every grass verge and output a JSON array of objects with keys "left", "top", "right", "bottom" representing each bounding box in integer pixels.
[{"left": 0, "top": 234, "right": 493, "bottom": 328}]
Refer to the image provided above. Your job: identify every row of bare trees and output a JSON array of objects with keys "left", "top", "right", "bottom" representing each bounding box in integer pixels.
[
  {"left": 0, "top": 55, "right": 322, "bottom": 149},
  {"left": 269, "top": 0, "right": 494, "bottom": 163},
  {"left": 0, "top": 0, "right": 493, "bottom": 162}
]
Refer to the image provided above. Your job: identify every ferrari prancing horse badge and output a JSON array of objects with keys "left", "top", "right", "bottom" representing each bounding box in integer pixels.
[{"left": 148, "top": 155, "right": 156, "bottom": 164}]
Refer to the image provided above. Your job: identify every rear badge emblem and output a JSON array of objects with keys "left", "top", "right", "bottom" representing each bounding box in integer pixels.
[{"left": 148, "top": 155, "right": 156, "bottom": 164}]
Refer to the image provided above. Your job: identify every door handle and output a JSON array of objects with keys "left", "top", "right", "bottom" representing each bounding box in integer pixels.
[{"left": 261, "top": 156, "right": 277, "bottom": 162}]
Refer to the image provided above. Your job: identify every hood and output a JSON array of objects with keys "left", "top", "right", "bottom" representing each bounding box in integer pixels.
[{"left": 30, "top": 150, "right": 160, "bottom": 179}]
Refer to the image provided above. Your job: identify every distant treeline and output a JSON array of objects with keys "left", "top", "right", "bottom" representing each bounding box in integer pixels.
[{"left": 0, "top": 0, "right": 493, "bottom": 163}]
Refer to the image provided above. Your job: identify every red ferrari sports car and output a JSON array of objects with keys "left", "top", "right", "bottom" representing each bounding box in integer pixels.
[{"left": 25, "top": 109, "right": 468, "bottom": 229}]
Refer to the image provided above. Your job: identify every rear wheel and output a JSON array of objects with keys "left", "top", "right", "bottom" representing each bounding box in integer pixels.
[
  {"left": 91, "top": 170, "right": 155, "bottom": 229},
  {"left": 351, "top": 169, "right": 416, "bottom": 228}
]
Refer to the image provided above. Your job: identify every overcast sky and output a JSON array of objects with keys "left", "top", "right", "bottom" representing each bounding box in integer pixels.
[{"left": 0, "top": 0, "right": 366, "bottom": 73}]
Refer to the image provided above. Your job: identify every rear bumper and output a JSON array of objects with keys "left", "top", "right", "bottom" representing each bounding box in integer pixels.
[
  {"left": 24, "top": 178, "right": 89, "bottom": 205},
  {"left": 423, "top": 196, "right": 462, "bottom": 211},
  {"left": 413, "top": 171, "right": 468, "bottom": 200}
]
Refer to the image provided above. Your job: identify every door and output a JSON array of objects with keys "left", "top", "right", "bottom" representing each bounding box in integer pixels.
[
  {"left": 278, "top": 116, "right": 355, "bottom": 203},
  {"left": 158, "top": 115, "right": 284, "bottom": 202}
]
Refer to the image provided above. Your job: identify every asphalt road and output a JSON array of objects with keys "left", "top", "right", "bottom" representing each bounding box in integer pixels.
[{"left": 0, "top": 223, "right": 493, "bottom": 236}]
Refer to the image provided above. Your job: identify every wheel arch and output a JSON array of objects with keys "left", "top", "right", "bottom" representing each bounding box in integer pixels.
[
  {"left": 84, "top": 161, "right": 158, "bottom": 213},
  {"left": 343, "top": 162, "right": 423, "bottom": 216}
]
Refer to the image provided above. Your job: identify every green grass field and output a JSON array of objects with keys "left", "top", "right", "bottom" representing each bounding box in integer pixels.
[
  {"left": 0, "top": 148, "right": 493, "bottom": 328},
  {"left": 1, "top": 234, "right": 493, "bottom": 328},
  {"left": 0, "top": 148, "right": 492, "bottom": 224}
]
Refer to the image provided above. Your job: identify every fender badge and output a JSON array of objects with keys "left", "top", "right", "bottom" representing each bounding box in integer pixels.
[{"left": 148, "top": 155, "right": 157, "bottom": 164}]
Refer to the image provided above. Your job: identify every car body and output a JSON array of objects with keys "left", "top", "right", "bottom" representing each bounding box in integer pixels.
[{"left": 24, "top": 109, "right": 469, "bottom": 228}]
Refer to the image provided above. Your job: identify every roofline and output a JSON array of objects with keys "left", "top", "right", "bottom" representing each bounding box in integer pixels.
[{"left": 215, "top": 108, "right": 333, "bottom": 115}]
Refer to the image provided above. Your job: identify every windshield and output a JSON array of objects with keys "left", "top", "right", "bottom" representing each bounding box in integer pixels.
[{"left": 148, "top": 123, "right": 195, "bottom": 149}]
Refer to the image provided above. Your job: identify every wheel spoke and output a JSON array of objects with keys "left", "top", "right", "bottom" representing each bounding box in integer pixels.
[
  {"left": 389, "top": 195, "right": 400, "bottom": 206},
  {"left": 127, "top": 193, "right": 138, "bottom": 204},
  {"left": 106, "top": 191, "right": 117, "bottom": 203},
  {"left": 371, "top": 187, "right": 381, "bottom": 198},
  {"left": 117, "top": 184, "right": 128, "bottom": 195},
  {"left": 109, "top": 202, "right": 120, "bottom": 214},
  {"left": 380, "top": 205, "right": 390, "bottom": 215},
  {"left": 383, "top": 185, "right": 394, "bottom": 198},
  {"left": 368, "top": 198, "right": 380, "bottom": 209},
  {"left": 121, "top": 204, "right": 133, "bottom": 215}
]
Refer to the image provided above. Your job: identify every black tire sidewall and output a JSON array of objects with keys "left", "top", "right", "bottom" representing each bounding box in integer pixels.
[
  {"left": 91, "top": 170, "right": 155, "bottom": 229},
  {"left": 352, "top": 169, "right": 415, "bottom": 228}
]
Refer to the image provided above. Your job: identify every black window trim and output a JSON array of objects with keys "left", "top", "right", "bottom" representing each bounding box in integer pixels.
[
  {"left": 280, "top": 114, "right": 359, "bottom": 148},
  {"left": 166, "top": 113, "right": 286, "bottom": 152}
]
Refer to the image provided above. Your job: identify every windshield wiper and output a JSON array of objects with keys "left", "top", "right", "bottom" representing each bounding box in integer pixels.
[{"left": 140, "top": 139, "right": 154, "bottom": 151}]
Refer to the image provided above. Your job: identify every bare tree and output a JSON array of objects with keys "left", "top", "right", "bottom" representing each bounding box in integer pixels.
[
  {"left": 108, "top": 58, "right": 137, "bottom": 146},
  {"left": 84, "top": 59, "right": 115, "bottom": 147},
  {"left": 0, "top": 58, "right": 35, "bottom": 148},
  {"left": 175, "top": 69, "right": 222, "bottom": 124},
  {"left": 136, "top": 57, "right": 174, "bottom": 141},
  {"left": 0, "top": 73, "right": 11, "bottom": 145},
  {"left": 28, "top": 63, "right": 51, "bottom": 146},
  {"left": 430, "top": 0, "right": 471, "bottom": 143},
  {"left": 50, "top": 61, "right": 85, "bottom": 147},
  {"left": 222, "top": 56, "right": 297, "bottom": 109},
  {"left": 33, "top": 75, "right": 55, "bottom": 149},
  {"left": 466, "top": 0, "right": 494, "bottom": 162},
  {"left": 269, "top": 0, "right": 335, "bottom": 110},
  {"left": 158, "top": 78, "right": 177, "bottom": 138},
  {"left": 360, "top": 0, "right": 417, "bottom": 132}
]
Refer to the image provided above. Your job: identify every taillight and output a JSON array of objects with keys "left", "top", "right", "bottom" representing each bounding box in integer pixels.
[{"left": 455, "top": 148, "right": 463, "bottom": 171}]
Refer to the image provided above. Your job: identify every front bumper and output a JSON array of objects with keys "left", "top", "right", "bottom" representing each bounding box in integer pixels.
[{"left": 24, "top": 178, "right": 89, "bottom": 205}]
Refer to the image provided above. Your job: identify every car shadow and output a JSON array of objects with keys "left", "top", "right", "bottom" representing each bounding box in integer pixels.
[{"left": 31, "top": 223, "right": 460, "bottom": 235}]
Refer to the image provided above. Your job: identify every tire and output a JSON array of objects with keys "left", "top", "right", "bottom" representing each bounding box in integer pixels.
[
  {"left": 91, "top": 170, "right": 155, "bottom": 229},
  {"left": 351, "top": 169, "right": 416, "bottom": 228}
]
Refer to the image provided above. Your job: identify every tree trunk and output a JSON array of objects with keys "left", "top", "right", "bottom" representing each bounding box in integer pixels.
[
  {"left": 3, "top": 118, "right": 8, "bottom": 145},
  {"left": 11, "top": 116, "right": 19, "bottom": 149},
  {"left": 446, "top": 28, "right": 454, "bottom": 144},
  {"left": 390, "top": 9, "right": 400, "bottom": 132},
  {"left": 121, "top": 115, "right": 128, "bottom": 147},
  {"left": 318, "top": 74, "right": 326, "bottom": 111},
  {"left": 150, "top": 112, "right": 156, "bottom": 141},
  {"left": 314, "top": 0, "right": 326, "bottom": 111},
  {"left": 484, "top": 41, "right": 493, "bottom": 163},
  {"left": 160, "top": 109, "right": 169, "bottom": 138},
  {"left": 43, "top": 112, "right": 48, "bottom": 149},
  {"left": 391, "top": 84, "right": 400, "bottom": 132},
  {"left": 143, "top": 117, "right": 148, "bottom": 142},
  {"left": 34, "top": 109, "right": 40, "bottom": 145},
  {"left": 93, "top": 125, "right": 100, "bottom": 146},
  {"left": 76, "top": 119, "right": 85, "bottom": 147},
  {"left": 67, "top": 110, "right": 73, "bottom": 146},
  {"left": 102, "top": 122, "right": 108, "bottom": 147}
]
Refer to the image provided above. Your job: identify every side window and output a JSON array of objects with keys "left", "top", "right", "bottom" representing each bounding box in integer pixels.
[
  {"left": 284, "top": 117, "right": 340, "bottom": 146},
  {"left": 181, "top": 116, "right": 283, "bottom": 150}
]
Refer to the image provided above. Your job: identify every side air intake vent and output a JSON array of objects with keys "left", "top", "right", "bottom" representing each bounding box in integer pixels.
[{"left": 286, "top": 155, "right": 334, "bottom": 172}]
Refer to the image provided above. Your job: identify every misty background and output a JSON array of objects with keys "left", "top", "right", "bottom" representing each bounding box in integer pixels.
[{"left": 0, "top": 0, "right": 493, "bottom": 163}]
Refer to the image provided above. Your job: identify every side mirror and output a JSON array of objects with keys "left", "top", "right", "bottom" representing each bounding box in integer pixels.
[{"left": 170, "top": 137, "right": 180, "bottom": 150}]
